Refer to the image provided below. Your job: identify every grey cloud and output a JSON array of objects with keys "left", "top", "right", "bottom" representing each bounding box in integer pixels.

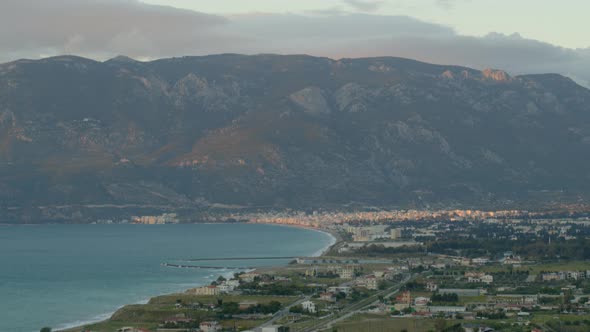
[
  {"left": 222, "top": 14, "right": 590, "bottom": 87},
  {"left": 0, "top": 0, "right": 239, "bottom": 61},
  {"left": 226, "top": 14, "right": 455, "bottom": 41},
  {"left": 0, "top": 1, "right": 589, "bottom": 88}
]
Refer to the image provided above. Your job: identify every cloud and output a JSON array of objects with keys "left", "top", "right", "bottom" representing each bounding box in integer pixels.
[
  {"left": 224, "top": 14, "right": 590, "bottom": 87},
  {"left": 342, "top": 0, "right": 383, "bottom": 12},
  {"left": 0, "top": 1, "right": 588, "bottom": 88},
  {"left": 0, "top": 0, "right": 236, "bottom": 61}
]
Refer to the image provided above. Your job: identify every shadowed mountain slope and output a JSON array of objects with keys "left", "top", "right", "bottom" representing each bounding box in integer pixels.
[{"left": 1, "top": 54, "right": 589, "bottom": 222}]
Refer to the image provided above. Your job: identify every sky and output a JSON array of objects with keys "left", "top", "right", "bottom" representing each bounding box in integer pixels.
[
  {"left": 1, "top": 0, "right": 589, "bottom": 86},
  {"left": 141, "top": 0, "right": 590, "bottom": 50}
]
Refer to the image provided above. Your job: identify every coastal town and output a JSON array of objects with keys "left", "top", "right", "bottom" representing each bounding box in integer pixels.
[{"left": 59, "top": 208, "right": 590, "bottom": 332}]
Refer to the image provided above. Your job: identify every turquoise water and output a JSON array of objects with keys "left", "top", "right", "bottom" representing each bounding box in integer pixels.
[{"left": 0, "top": 223, "right": 334, "bottom": 332}]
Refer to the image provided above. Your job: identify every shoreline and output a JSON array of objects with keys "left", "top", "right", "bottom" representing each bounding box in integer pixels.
[
  {"left": 56, "top": 268, "right": 241, "bottom": 332},
  {"left": 57, "top": 223, "right": 337, "bottom": 332},
  {"left": 251, "top": 222, "right": 340, "bottom": 256}
]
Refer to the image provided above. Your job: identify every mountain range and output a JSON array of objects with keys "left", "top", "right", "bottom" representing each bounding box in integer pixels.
[{"left": 1, "top": 54, "right": 589, "bottom": 223}]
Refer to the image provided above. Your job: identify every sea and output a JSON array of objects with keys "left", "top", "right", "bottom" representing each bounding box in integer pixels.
[{"left": 0, "top": 223, "right": 335, "bottom": 332}]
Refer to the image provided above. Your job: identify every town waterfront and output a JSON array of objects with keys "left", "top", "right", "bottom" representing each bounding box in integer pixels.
[{"left": 0, "top": 223, "right": 334, "bottom": 332}]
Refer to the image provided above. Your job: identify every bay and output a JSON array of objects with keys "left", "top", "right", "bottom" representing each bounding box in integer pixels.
[{"left": 0, "top": 223, "right": 334, "bottom": 332}]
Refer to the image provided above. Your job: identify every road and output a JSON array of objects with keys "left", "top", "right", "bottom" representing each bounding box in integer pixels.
[
  {"left": 298, "top": 273, "right": 414, "bottom": 332},
  {"left": 259, "top": 296, "right": 310, "bottom": 328}
]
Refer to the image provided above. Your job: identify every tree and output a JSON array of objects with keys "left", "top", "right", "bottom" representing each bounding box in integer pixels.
[
  {"left": 40, "top": 328, "right": 52, "bottom": 332},
  {"left": 290, "top": 305, "right": 304, "bottom": 314},
  {"left": 401, "top": 306, "right": 413, "bottom": 314}
]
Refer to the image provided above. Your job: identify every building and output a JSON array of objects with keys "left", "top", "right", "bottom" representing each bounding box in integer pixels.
[
  {"left": 320, "top": 292, "right": 337, "bottom": 302},
  {"left": 131, "top": 213, "right": 178, "bottom": 224},
  {"left": 199, "top": 321, "right": 221, "bottom": 332},
  {"left": 217, "top": 283, "right": 235, "bottom": 293},
  {"left": 188, "top": 285, "right": 218, "bottom": 296},
  {"left": 301, "top": 300, "right": 316, "bottom": 313},
  {"left": 472, "top": 258, "right": 490, "bottom": 265},
  {"left": 260, "top": 325, "right": 290, "bottom": 332},
  {"left": 467, "top": 274, "right": 494, "bottom": 284},
  {"left": 217, "top": 279, "right": 240, "bottom": 293},
  {"left": 239, "top": 272, "right": 260, "bottom": 283},
  {"left": 414, "top": 296, "right": 430, "bottom": 306},
  {"left": 493, "top": 294, "right": 538, "bottom": 306},
  {"left": 327, "top": 286, "right": 351, "bottom": 294},
  {"left": 542, "top": 272, "right": 563, "bottom": 281},
  {"left": 337, "top": 266, "right": 355, "bottom": 279},
  {"left": 364, "top": 276, "right": 379, "bottom": 290},
  {"left": 353, "top": 229, "right": 370, "bottom": 242},
  {"left": 396, "top": 291, "right": 412, "bottom": 305},
  {"left": 481, "top": 275, "right": 494, "bottom": 284},
  {"left": 462, "top": 324, "right": 495, "bottom": 332},
  {"left": 390, "top": 228, "right": 402, "bottom": 240},
  {"left": 164, "top": 316, "right": 193, "bottom": 325},
  {"left": 438, "top": 288, "right": 483, "bottom": 297},
  {"left": 428, "top": 306, "right": 467, "bottom": 313},
  {"left": 426, "top": 282, "right": 438, "bottom": 292},
  {"left": 465, "top": 272, "right": 485, "bottom": 278}
]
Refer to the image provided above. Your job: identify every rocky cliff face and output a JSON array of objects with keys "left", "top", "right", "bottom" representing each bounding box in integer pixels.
[{"left": 1, "top": 54, "right": 589, "bottom": 222}]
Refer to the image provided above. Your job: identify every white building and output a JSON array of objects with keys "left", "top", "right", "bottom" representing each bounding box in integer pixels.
[
  {"left": 200, "top": 321, "right": 221, "bottom": 332},
  {"left": 327, "top": 286, "right": 351, "bottom": 294},
  {"left": 337, "top": 266, "right": 355, "bottom": 279},
  {"left": 428, "top": 306, "right": 467, "bottom": 313},
  {"left": 188, "top": 285, "right": 218, "bottom": 296},
  {"left": 365, "top": 276, "right": 379, "bottom": 290},
  {"left": 426, "top": 282, "right": 438, "bottom": 292},
  {"left": 261, "top": 325, "right": 288, "bottom": 332},
  {"left": 301, "top": 300, "right": 316, "bottom": 313},
  {"left": 217, "top": 283, "right": 235, "bottom": 293},
  {"left": 481, "top": 275, "right": 494, "bottom": 284}
]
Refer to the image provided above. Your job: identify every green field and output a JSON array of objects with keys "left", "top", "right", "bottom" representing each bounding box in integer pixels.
[
  {"left": 59, "top": 294, "right": 298, "bottom": 332},
  {"left": 332, "top": 314, "right": 441, "bottom": 332},
  {"left": 482, "top": 261, "right": 590, "bottom": 274}
]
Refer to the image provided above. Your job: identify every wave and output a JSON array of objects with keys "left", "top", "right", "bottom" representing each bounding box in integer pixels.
[
  {"left": 310, "top": 229, "right": 337, "bottom": 257},
  {"left": 53, "top": 270, "right": 236, "bottom": 332},
  {"left": 54, "top": 312, "right": 112, "bottom": 332}
]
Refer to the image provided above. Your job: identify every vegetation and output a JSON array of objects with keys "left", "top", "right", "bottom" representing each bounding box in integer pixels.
[{"left": 431, "top": 293, "right": 459, "bottom": 304}]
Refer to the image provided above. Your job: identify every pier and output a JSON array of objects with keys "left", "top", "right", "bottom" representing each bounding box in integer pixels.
[
  {"left": 162, "top": 256, "right": 306, "bottom": 270},
  {"left": 186, "top": 256, "right": 299, "bottom": 261}
]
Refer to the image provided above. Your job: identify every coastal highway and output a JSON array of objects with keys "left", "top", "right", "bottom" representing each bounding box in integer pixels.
[{"left": 298, "top": 273, "right": 415, "bottom": 332}]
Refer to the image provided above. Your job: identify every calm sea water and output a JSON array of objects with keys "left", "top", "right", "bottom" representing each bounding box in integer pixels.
[{"left": 0, "top": 223, "right": 334, "bottom": 332}]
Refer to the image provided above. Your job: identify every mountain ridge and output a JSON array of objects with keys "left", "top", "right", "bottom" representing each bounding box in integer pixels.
[{"left": 1, "top": 54, "right": 589, "bottom": 222}]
